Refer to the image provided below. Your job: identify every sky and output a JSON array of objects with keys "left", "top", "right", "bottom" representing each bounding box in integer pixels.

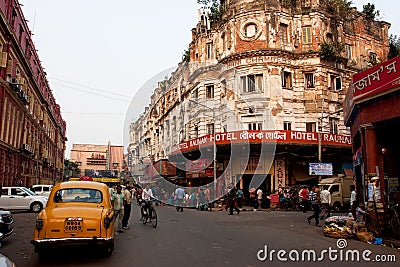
[{"left": 20, "top": 0, "right": 400, "bottom": 159}]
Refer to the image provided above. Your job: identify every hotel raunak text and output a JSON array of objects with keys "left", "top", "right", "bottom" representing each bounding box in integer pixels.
[{"left": 170, "top": 130, "right": 351, "bottom": 154}]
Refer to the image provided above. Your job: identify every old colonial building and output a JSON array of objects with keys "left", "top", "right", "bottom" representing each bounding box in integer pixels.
[
  {"left": 129, "top": 0, "right": 390, "bottom": 200},
  {"left": 70, "top": 142, "right": 124, "bottom": 180},
  {"left": 0, "top": 0, "right": 66, "bottom": 186}
]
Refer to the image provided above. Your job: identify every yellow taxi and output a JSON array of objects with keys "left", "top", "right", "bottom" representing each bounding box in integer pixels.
[{"left": 31, "top": 181, "right": 115, "bottom": 257}]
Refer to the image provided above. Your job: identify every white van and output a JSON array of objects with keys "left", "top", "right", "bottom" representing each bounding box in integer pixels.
[{"left": 31, "top": 185, "right": 53, "bottom": 197}]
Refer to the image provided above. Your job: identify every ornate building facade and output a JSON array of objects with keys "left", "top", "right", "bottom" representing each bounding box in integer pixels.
[
  {"left": 129, "top": 0, "right": 390, "bottom": 199},
  {"left": 0, "top": 0, "right": 66, "bottom": 186}
]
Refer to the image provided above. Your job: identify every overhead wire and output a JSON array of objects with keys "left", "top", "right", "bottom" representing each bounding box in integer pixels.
[
  {"left": 50, "top": 81, "right": 130, "bottom": 103},
  {"left": 49, "top": 77, "right": 131, "bottom": 98}
]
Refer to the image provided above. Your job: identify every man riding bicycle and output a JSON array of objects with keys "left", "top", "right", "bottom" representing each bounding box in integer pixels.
[{"left": 142, "top": 184, "right": 154, "bottom": 219}]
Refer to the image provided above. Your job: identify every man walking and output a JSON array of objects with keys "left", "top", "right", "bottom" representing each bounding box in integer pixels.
[
  {"left": 299, "top": 186, "right": 309, "bottom": 213},
  {"left": 236, "top": 188, "right": 243, "bottom": 208},
  {"left": 320, "top": 185, "right": 331, "bottom": 220},
  {"left": 112, "top": 185, "right": 126, "bottom": 233},
  {"left": 122, "top": 184, "right": 132, "bottom": 230},
  {"left": 175, "top": 186, "right": 185, "bottom": 212},
  {"left": 307, "top": 186, "right": 321, "bottom": 226},
  {"left": 350, "top": 184, "right": 357, "bottom": 219},
  {"left": 257, "top": 188, "right": 263, "bottom": 209},
  {"left": 227, "top": 186, "right": 240, "bottom": 215}
]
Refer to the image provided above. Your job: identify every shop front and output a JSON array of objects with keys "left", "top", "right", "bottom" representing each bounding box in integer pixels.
[
  {"left": 344, "top": 55, "right": 400, "bottom": 235},
  {"left": 167, "top": 130, "right": 352, "bottom": 199}
]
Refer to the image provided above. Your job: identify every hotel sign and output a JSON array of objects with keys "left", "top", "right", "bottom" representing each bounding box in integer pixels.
[
  {"left": 171, "top": 130, "right": 351, "bottom": 154},
  {"left": 274, "top": 159, "right": 286, "bottom": 190}
]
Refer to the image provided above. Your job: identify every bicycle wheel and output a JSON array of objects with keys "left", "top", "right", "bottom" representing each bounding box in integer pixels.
[
  {"left": 140, "top": 207, "right": 147, "bottom": 223},
  {"left": 391, "top": 212, "right": 400, "bottom": 238},
  {"left": 151, "top": 207, "right": 157, "bottom": 228}
]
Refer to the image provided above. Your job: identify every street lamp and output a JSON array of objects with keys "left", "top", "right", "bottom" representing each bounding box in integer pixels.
[{"left": 188, "top": 99, "right": 217, "bottom": 201}]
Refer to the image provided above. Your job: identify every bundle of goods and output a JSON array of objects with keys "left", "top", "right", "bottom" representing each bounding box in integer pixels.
[
  {"left": 325, "top": 215, "right": 353, "bottom": 225},
  {"left": 324, "top": 216, "right": 355, "bottom": 238},
  {"left": 324, "top": 223, "right": 354, "bottom": 239}
]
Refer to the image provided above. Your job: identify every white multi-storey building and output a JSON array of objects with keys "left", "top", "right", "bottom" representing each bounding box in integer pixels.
[{"left": 129, "top": 0, "right": 390, "bottom": 202}]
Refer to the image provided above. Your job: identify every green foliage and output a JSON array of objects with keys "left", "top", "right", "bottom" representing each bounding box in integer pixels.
[
  {"left": 197, "top": 0, "right": 224, "bottom": 22},
  {"left": 388, "top": 35, "right": 400, "bottom": 59},
  {"left": 362, "top": 3, "right": 380, "bottom": 20},
  {"left": 63, "top": 159, "right": 81, "bottom": 179},
  {"left": 319, "top": 41, "right": 344, "bottom": 61},
  {"left": 182, "top": 47, "right": 190, "bottom": 63},
  {"left": 326, "top": 0, "right": 353, "bottom": 19}
]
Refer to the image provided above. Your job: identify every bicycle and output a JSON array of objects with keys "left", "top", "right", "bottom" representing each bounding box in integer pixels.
[
  {"left": 389, "top": 203, "right": 400, "bottom": 238},
  {"left": 140, "top": 199, "right": 157, "bottom": 228}
]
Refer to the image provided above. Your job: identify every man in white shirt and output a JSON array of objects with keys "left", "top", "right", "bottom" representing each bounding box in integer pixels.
[
  {"left": 142, "top": 184, "right": 154, "bottom": 218},
  {"left": 174, "top": 187, "right": 185, "bottom": 212},
  {"left": 257, "top": 189, "right": 263, "bottom": 209},
  {"left": 320, "top": 186, "right": 331, "bottom": 220}
]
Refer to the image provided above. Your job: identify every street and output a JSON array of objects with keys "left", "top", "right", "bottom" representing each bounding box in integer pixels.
[{"left": 1, "top": 205, "right": 399, "bottom": 267}]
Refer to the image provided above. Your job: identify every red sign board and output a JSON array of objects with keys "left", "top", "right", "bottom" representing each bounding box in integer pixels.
[
  {"left": 147, "top": 160, "right": 176, "bottom": 178},
  {"left": 171, "top": 130, "right": 351, "bottom": 155},
  {"left": 352, "top": 55, "right": 400, "bottom": 102}
]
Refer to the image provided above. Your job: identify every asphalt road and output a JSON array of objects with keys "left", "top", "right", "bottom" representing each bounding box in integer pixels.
[{"left": 1, "top": 205, "right": 399, "bottom": 267}]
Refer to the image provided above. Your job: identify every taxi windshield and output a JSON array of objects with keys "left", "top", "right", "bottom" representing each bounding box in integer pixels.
[{"left": 54, "top": 188, "right": 103, "bottom": 203}]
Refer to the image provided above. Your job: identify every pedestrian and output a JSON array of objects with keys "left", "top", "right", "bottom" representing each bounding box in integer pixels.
[
  {"left": 307, "top": 186, "right": 321, "bottom": 227},
  {"left": 227, "top": 187, "right": 240, "bottom": 215},
  {"left": 367, "top": 176, "right": 382, "bottom": 211},
  {"left": 299, "top": 186, "right": 309, "bottom": 213},
  {"left": 236, "top": 188, "right": 243, "bottom": 208},
  {"left": 122, "top": 184, "right": 132, "bottom": 230},
  {"left": 112, "top": 185, "right": 126, "bottom": 233},
  {"left": 175, "top": 186, "right": 185, "bottom": 212},
  {"left": 198, "top": 188, "right": 206, "bottom": 210},
  {"left": 319, "top": 185, "right": 331, "bottom": 220},
  {"left": 350, "top": 184, "right": 357, "bottom": 219},
  {"left": 257, "top": 188, "right": 263, "bottom": 209},
  {"left": 267, "top": 190, "right": 280, "bottom": 209}
]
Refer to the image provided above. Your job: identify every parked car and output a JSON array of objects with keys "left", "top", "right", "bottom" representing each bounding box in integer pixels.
[
  {"left": 0, "top": 253, "right": 16, "bottom": 267},
  {"left": 0, "top": 187, "right": 48, "bottom": 213},
  {"left": 31, "top": 185, "right": 54, "bottom": 197},
  {"left": 0, "top": 210, "right": 13, "bottom": 241},
  {"left": 31, "top": 181, "right": 115, "bottom": 257}
]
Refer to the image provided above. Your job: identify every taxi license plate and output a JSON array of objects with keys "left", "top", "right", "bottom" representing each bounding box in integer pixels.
[{"left": 64, "top": 218, "right": 83, "bottom": 232}]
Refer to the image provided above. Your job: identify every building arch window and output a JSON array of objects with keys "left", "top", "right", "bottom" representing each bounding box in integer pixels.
[
  {"left": 282, "top": 70, "right": 292, "bottom": 89},
  {"left": 280, "top": 23, "right": 289, "bottom": 45},
  {"left": 239, "top": 19, "right": 262, "bottom": 41},
  {"left": 302, "top": 26, "right": 312, "bottom": 44},
  {"left": 206, "top": 84, "right": 214, "bottom": 99},
  {"left": 241, "top": 74, "right": 263, "bottom": 93},
  {"left": 245, "top": 23, "right": 257, "bottom": 38},
  {"left": 329, "top": 74, "right": 342, "bottom": 91},
  {"left": 304, "top": 72, "right": 315, "bottom": 89}
]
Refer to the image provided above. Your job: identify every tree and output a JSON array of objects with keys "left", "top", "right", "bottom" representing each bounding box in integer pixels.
[
  {"left": 197, "top": 0, "right": 224, "bottom": 22},
  {"left": 388, "top": 35, "right": 400, "bottom": 59},
  {"left": 326, "top": 0, "right": 353, "bottom": 19},
  {"left": 182, "top": 47, "right": 190, "bottom": 63},
  {"left": 63, "top": 159, "right": 81, "bottom": 180},
  {"left": 319, "top": 41, "right": 344, "bottom": 61},
  {"left": 362, "top": 3, "right": 380, "bottom": 20}
]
